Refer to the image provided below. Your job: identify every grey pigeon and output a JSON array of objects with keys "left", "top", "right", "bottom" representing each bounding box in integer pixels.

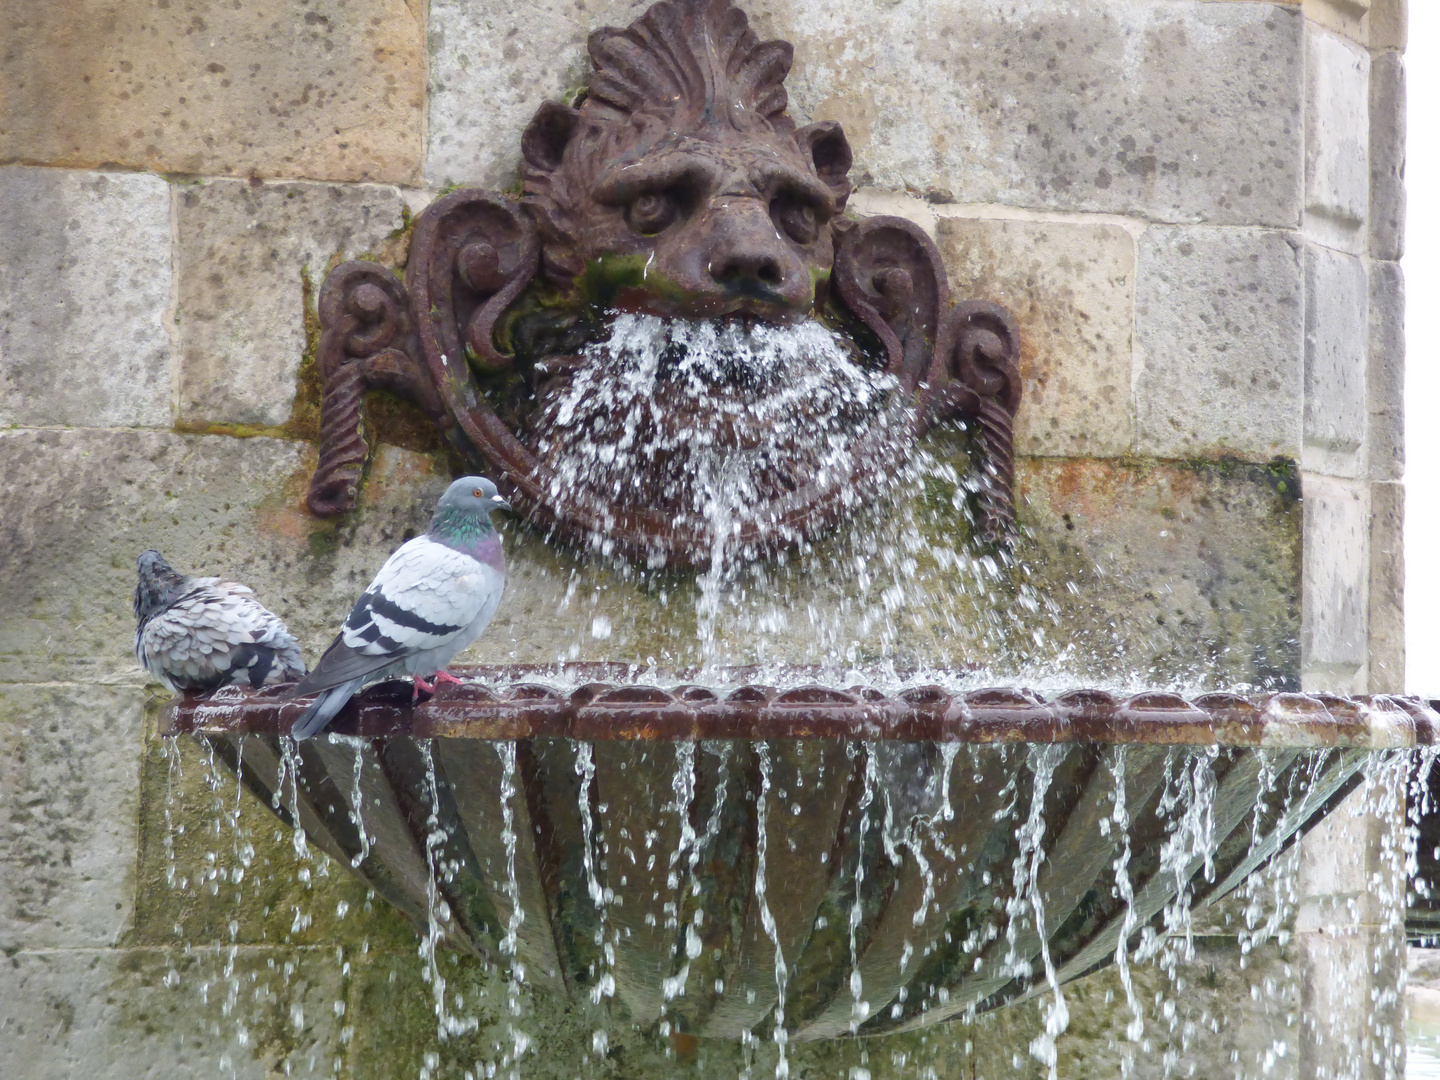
[
  {"left": 135, "top": 550, "right": 307, "bottom": 693},
  {"left": 289, "top": 476, "right": 510, "bottom": 739}
]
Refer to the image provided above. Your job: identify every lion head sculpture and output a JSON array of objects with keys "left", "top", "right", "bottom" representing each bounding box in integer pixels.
[{"left": 305, "top": 0, "right": 1020, "bottom": 568}]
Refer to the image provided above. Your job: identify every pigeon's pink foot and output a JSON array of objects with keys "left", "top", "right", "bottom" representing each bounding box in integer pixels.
[
  {"left": 412, "top": 675, "right": 435, "bottom": 699},
  {"left": 433, "top": 670, "right": 466, "bottom": 687}
]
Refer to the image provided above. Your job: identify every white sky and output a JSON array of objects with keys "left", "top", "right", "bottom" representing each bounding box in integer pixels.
[{"left": 1407, "top": 8, "right": 1438, "bottom": 695}]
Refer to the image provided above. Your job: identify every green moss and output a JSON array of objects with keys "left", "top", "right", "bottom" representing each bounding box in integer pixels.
[
  {"left": 280, "top": 265, "right": 326, "bottom": 445},
  {"left": 126, "top": 716, "right": 415, "bottom": 952},
  {"left": 1265, "top": 455, "right": 1302, "bottom": 504},
  {"left": 574, "top": 253, "right": 693, "bottom": 313}
]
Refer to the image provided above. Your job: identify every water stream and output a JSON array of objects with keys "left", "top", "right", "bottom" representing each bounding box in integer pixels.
[
  {"left": 150, "top": 719, "right": 1440, "bottom": 1080},
  {"left": 145, "top": 314, "right": 1432, "bottom": 1077}
]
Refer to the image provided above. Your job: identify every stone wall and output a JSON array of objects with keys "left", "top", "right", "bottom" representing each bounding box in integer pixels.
[{"left": 0, "top": 0, "right": 1408, "bottom": 1077}]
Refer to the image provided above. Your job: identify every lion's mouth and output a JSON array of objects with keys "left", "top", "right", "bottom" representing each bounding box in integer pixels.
[{"left": 524, "top": 315, "right": 909, "bottom": 535}]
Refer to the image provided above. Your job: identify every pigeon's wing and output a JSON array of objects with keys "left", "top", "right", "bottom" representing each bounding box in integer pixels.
[
  {"left": 140, "top": 581, "right": 305, "bottom": 690},
  {"left": 292, "top": 537, "right": 498, "bottom": 696},
  {"left": 213, "top": 581, "right": 309, "bottom": 683}
]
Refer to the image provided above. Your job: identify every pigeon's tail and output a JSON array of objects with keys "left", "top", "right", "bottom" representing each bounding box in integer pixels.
[{"left": 291, "top": 679, "right": 361, "bottom": 740}]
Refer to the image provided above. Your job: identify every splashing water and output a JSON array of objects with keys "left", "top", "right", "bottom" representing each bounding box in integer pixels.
[{"left": 532, "top": 314, "right": 904, "bottom": 538}]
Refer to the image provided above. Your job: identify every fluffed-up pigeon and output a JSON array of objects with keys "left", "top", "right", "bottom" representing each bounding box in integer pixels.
[
  {"left": 289, "top": 476, "right": 510, "bottom": 740},
  {"left": 134, "top": 550, "right": 307, "bottom": 693}
]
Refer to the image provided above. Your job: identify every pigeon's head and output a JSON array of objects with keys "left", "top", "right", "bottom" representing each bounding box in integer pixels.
[
  {"left": 134, "top": 549, "right": 187, "bottom": 624},
  {"left": 442, "top": 476, "right": 511, "bottom": 515},
  {"left": 431, "top": 476, "right": 512, "bottom": 537}
]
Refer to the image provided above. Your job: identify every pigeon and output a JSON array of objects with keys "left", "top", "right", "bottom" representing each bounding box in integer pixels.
[
  {"left": 289, "top": 475, "right": 510, "bottom": 740},
  {"left": 134, "top": 550, "right": 307, "bottom": 693}
]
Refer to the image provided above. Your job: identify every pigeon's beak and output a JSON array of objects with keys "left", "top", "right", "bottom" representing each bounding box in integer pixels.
[{"left": 491, "top": 494, "right": 513, "bottom": 514}]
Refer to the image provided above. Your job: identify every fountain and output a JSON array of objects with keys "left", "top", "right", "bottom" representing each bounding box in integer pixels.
[
  {"left": 0, "top": 0, "right": 1415, "bottom": 1078},
  {"left": 143, "top": 2, "right": 1428, "bottom": 1075}
]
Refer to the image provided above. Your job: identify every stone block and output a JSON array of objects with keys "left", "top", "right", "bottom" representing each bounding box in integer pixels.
[
  {"left": 1295, "top": 776, "right": 1407, "bottom": 932},
  {"left": 933, "top": 213, "right": 1135, "bottom": 459},
  {"left": 1134, "top": 227, "right": 1304, "bottom": 462},
  {"left": 0, "top": 947, "right": 346, "bottom": 1080},
  {"left": 1303, "top": 244, "right": 1368, "bottom": 463},
  {"left": 0, "top": 685, "right": 145, "bottom": 952},
  {"left": 1368, "top": 0, "right": 1407, "bottom": 51},
  {"left": 1303, "top": 0, "right": 1371, "bottom": 45},
  {"left": 1301, "top": 474, "right": 1369, "bottom": 691},
  {"left": 0, "top": 0, "right": 424, "bottom": 183},
  {"left": 426, "top": 0, "right": 624, "bottom": 190},
  {"left": 1296, "top": 926, "right": 1407, "bottom": 1080},
  {"left": 1015, "top": 457, "right": 1302, "bottom": 689},
  {"left": 1368, "top": 52, "right": 1405, "bottom": 262},
  {"left": 1368, "top": 261, "right": 1404, "bottom": 481},
  {"left": 176, "top": 179, "right": 408, "bottom": 428},
  {"left": 0, "top": 167, "right": 171, "bottom": 429},
  {"left": 1305, "top": 27, "right": 1369, "bottom": 249},
  {"left": 0, "top": 429, "right": 448, "bottom": 686},
  {"left": 1369, "top": 480, "right": 1404, "bottom": 691},
  {"left": 428, "top": 0, "right": 1304, "bottom": 226},
  {"left": 970, "top": 937, "right": 1302, "bottom": 1080}
]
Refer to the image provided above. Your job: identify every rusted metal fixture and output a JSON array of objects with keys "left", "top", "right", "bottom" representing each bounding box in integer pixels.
[
  {"left": 304, "top": 0, "right": 1022, "bottom": 563},
  {"left": 163, "top": 671, "right": 1438, "bottom": 1038},
  {"left": 165, "top": 672, "right": 1438, "bottom": 748}
]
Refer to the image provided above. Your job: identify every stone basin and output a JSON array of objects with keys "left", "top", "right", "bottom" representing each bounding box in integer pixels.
[{"left": 161, "top": 667, "right": 1440, "bottom": 1042}]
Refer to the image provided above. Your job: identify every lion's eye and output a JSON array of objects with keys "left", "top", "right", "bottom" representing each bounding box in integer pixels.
[
  {"left": 627, "top": 192, "right": 678, "bottom": 236},
  {"left": 773, "top": 197, "right": 818, "bottom": 245}
]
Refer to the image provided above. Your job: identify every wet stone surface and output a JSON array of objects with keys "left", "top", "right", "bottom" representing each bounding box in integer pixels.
[
  {"left": 934, "top": 214, "right": 1136, "bottom": 460},
  {"left": 0, "top": 684, "right": 146, "bottom": 952},
  {"left": 0, "top": 945, "right": 348, "bottom": 1080},
  {"left": 1016, "top": 457, "right": 1302, "bottom": 689},
  {"left": 0, "top": 430, "right": 447, "bottom": 686},
  {"left": 1134, "top": 227, "right": 1305, "bottom": 463},
  {"left": 0, "top": 167, "right": 173, "bottom": 429},
  {"left": 0, "top": 0, "right": 425, "bottom": 182},
  {"left": 176, "top": 179, "right": 409, "bottom": 429}
]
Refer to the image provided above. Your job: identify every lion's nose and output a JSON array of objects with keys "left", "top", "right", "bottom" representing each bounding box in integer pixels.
[
  {"left": 712, "top": 243, "right": 786, "bottom": 290},
  {"left": 702, "top": 201, "right": 809, "bottom": 301}
]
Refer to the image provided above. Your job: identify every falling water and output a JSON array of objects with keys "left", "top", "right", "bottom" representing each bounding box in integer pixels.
[
  {"left": 327, "top": 732, "right": 374, "bottom": 868},
  {"left": 661, "top": 741, "right": 699, "bottom": 1008},
  {"left": 142, "top": 308, "right": 1440, "bottom": 1080},
  {"left": 1107, "top": 745, "right": 1145, "bottom": 1061},
  {"left": 1014, "top": 744, "right": 1070, "bottom": 1078},
  {"left": 523, "top": 313, "right": 1057, "bottom": 675},
  {"left": 753, "top": 742, "right": 790, "bottom": 1080},
  {"left": 575, "top": 736, "right": 618, "bottom": 1062},
  {"left": 848, "top": 746, "right": 878, "bottom": 1033},
  {"left": 497, "top": 741, "right": 531, "bottom": 1078},
  {"left": 417, "top": 741, "right": 477, "bottom": 1041}
]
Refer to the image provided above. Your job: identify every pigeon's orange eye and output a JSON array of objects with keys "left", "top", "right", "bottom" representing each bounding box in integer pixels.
[{"left": 473, "top": 488, "right": 484, "bottom": 498}]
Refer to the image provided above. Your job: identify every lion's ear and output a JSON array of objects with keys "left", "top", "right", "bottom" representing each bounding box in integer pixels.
[
  {"left": 522, "top": 101, "right": 582, "bottom": 174},
  {"left": 796, "top": 121, "right": 852, "bottom": 197}
]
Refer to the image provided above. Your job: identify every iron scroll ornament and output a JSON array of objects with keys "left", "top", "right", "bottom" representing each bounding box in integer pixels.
[{"left": 304, "top": 0, "right": 1022, "bottom": 566}]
